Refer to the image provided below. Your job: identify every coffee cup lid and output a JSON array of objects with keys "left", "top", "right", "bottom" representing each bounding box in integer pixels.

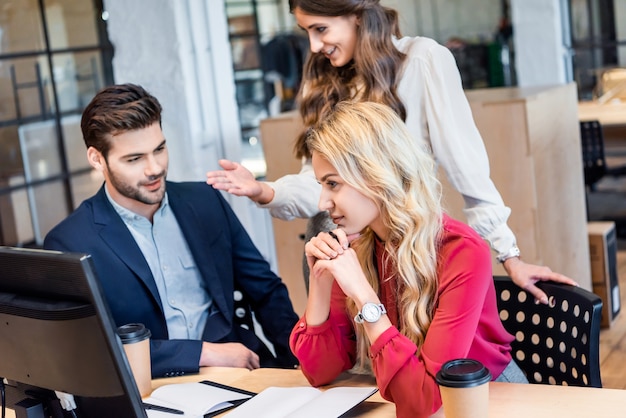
[
  {"left": 117, "top": 323, "right": 151, "bottom": 344},
  {"left": 435, "top": 358, "right": 492, "bottom": 388}
]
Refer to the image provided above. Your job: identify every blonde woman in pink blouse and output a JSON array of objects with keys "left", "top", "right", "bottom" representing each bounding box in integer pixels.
[{"left": 290, "top": 102, "right": 527, "bottom": 418}]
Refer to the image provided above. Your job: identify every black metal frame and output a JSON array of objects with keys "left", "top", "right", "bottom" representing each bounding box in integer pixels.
[
  {"left": 568, "top": 0, "right": 622, "bottom": 100},
  {"left": 0, "top": 0, "right": 114, "bottom": 246}
]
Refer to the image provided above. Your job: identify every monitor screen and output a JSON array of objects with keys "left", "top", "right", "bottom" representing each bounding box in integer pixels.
[{"left": 0, "top": 246, "right": 147, "bottom": 418}]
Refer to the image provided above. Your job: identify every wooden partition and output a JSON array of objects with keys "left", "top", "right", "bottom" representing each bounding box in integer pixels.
[
  {"left": 259, "top": 112, "right": 309, "bottom": 316},
  {"left": 451, "top": 83, "right": 591, "bottom": 289}
]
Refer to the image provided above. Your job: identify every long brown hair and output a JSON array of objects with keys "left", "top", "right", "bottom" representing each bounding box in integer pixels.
[{"left": 289, "top": 0, "right": 407, "bottom": 158}]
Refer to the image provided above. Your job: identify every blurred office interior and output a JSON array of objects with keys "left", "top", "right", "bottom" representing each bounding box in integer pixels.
[{"left": 0, "top": 0, "right": 625, "bottom": 265}]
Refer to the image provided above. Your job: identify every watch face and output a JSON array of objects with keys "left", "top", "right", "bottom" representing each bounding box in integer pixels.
[{"left": 361, "top": 303, "right": 381, "bottom": 322}]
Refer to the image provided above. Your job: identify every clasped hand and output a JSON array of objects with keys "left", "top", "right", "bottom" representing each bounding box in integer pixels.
[{"left": 305, "top": 230, "right": 369, "bottom": 300}]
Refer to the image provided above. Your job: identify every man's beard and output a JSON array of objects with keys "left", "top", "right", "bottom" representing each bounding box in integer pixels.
[{"left": 107, "top": 169, "right": 167, "bottom": 205}]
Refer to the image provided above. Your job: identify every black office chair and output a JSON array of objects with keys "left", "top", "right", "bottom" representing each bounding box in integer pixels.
[
  {"left": 580, "top": 120, "right": 626, "bottom": 236},
  {"left": 580, "top": 120, "right": 626, "bottom": 191},
  {"left": 493, "top": 276, "right": 603, "bottom": 387},
  {"left": 581, "top": 120, "right": 608, "bottom": 192}
]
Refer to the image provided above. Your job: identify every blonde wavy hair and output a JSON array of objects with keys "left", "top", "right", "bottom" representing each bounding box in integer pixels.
[
  {"left": 289, "top": 0, "right": 406, "bottom": 159},
  {"left": 306, "top": 101, "right": 443, "bottom": 371}
]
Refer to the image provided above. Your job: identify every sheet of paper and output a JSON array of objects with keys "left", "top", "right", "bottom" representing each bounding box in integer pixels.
[
  {"left": 290, "top": 386, "right": 379, "bottom": 418},
  {"left": 145, "top": 407, "right": 202, "bottom": 418},
  {"left": 225, "top": 386, "right": 321, "bottom": 418},
  {"left": 224, "top": 386, "right": 378, "bottom": 418}
]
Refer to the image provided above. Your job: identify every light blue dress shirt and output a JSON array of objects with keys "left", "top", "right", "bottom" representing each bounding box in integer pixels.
[{"left": 106, "top": 188, "right": 212, "bottom": 340}]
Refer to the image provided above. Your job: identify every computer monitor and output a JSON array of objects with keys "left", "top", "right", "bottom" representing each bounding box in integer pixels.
[{"left": 0, "top": 246, "right": 147, "bottom": 418}]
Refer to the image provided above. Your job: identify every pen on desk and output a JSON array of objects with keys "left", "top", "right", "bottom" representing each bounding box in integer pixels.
[{"left": 143, "top": 402, "right": 184, "bottom": 415}]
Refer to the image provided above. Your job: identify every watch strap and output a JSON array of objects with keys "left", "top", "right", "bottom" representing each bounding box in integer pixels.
[{"left": 496, "top": 245, "right": 521, "bottom": 263}]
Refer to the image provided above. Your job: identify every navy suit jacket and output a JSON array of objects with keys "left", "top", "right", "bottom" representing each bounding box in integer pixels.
[{"left": 44, "top": 182, "right": 299, "bottom": 377}]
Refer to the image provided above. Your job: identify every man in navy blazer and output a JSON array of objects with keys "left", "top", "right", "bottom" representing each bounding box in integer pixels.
[{"left": 44, "top": 83, "right": 299, "bottom": 377}]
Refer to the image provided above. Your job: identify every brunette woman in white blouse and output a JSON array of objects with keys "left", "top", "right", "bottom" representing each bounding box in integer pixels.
[{"left": 206, "top": 0, "right": 577, "bottom": 302}]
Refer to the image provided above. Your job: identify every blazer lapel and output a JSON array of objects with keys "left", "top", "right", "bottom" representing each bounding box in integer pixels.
[{"left": 91, "top": 187, "right": 164, "bottom": 311}]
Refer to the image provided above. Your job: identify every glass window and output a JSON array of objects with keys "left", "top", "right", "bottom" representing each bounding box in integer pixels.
[
  {"left": 570, "top": 0, "right": 624, "bottom": 101},
  {"left": 0, "top": 0, "right": 112, "bottom": 247},
  {"left": 225, "top": 0, "right": 297, "bottom": 179},
  {"left": 0, "top": 126, "right": 22, "bottom": 180},
  {"left": 0, "top": 0, "right": 46, "bottom": 53},
  {"left": 0, "top": 56, "right": 52, "bottom": 123},
  {"left": 44, "top": 0, "right": 100, "bottom": 49},
  {"left": 51, "top": 51, "right": 104, "bottom": 113}
]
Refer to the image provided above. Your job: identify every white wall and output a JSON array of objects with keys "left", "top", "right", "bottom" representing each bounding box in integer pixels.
[{"left": 511, "top": 0, "right": 570, "bottom": 87}]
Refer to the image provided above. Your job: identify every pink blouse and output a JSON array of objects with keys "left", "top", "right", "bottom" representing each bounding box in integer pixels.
[{"left": 290, "top": 215, "right": 514, "bottom": 418}]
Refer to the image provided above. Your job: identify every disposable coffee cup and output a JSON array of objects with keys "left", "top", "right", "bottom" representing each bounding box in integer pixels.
[
  {"left": 117, "top": 323, "right": 152, "bottom": 397},
  {"left": 435, "top": 358, "right": 491, "bottom": 418}
]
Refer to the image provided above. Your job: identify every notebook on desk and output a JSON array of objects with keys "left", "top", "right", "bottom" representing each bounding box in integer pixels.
[{"left": 144, "top": 380, "right": 256, "bottom": 418}]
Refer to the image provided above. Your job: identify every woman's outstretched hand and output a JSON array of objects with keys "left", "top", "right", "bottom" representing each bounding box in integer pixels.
[
  {"left": 503, "top": 257, "right": 579, "bottom": 304},
  {"left": 206, "top": 159, "right": 274, "bottom": 203}
]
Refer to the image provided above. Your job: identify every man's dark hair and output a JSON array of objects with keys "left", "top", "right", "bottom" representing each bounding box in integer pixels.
[{"left": 81, "top": 83, "right": 162, "bottom": 159}]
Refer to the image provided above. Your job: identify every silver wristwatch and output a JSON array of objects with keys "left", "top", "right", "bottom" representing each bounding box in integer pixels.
[
  {"left": 496, "top": 245, "right": 521, "bottom": 263},
  {"left": 354, "top": 302, "right": 387, "bottom": 324}
]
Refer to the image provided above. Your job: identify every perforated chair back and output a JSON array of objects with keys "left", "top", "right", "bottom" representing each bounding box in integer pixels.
[
  {"left": 580, "top": 120, "right": 607, "bottom": 190},
  {"left": 493, "top": 276, "right": 603, "bottom": 387}
]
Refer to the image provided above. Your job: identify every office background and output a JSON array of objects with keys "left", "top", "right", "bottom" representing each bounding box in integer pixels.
[{"left": 0, "top": 0, "right": 625, "bottom": 271}]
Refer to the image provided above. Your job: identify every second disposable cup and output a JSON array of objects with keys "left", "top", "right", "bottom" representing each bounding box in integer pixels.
[
  {"left": 435, "top": 358, "right": 491, "bottom": 418},
  {"left": 117, "top": 323, "right": 152, "bottom": 397}
]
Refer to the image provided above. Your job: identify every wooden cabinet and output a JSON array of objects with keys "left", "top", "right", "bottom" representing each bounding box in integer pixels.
[
  {"left": 260, "top": 83, "right": 592, "bottom": 315},
  {"left": 259, "top": 111, "right": 308, "bottom": 316},
  {"left": 443, "top": 83, "right": 591, "bottom": 290}
]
